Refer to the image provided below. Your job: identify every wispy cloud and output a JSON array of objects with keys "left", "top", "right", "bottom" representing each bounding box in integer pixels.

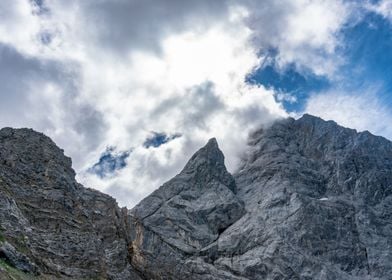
[
  {"left": 304, "top": 88, "right": 392, "bottom": 140},
  {"left": 0, "top": 0, "right": 372, "bottom": 207}
]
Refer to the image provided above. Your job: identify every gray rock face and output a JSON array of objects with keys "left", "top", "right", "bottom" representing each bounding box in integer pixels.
[
  {"left": 1, "top": 114, "right": 392, "bottom": 279},
  {"left": 0, "top": 128, "right": 142, "bottom": 279},
  {"left": 129, "top": 138, "right": 245, "bottom": 279},
  {"left": 0, "top": 241, "right": 38, "bottom": 273},
  {"left": 130, "top": 115, "right": 392, "bottom": 280},
  {"left": 229, "top": 115, "right": 392, "bottom": 279}
]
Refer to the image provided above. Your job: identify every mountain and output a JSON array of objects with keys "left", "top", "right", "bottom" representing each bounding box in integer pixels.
[
  {"left": 0, "top": 128, "right": 141, "bottom": 279},
  {"left": 0, "top": 114, "right": 391, "bottom": 279}
]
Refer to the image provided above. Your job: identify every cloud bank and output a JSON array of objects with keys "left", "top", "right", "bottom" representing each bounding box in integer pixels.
[
  {"left": 0, "top": 0, "right": 368, "bottom": 206},
  {"left": 305, "top": 88, "right": 392, "bottom": 140}
]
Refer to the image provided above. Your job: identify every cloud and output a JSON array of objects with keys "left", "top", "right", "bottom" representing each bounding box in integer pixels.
[
  {"left": 0, "top": 42, "right": 107, "bottom": 170},
  {"left": 367, "top": 0, "right": 392, "bottom": 21},
  {"left": 76, "top": 15, "right": 287, "bottom": 206},
  {"left": 245, "top": 0, "right": 354, "bottom": 77},
  {"left": 304, "top": 89, "right": 392, "bottom": 139},
  {"left": 70, "top": 0, "right": 231, "bottom": 54},
  {"left": 0, "top": 0, "right": 360, "bottom": 207}
]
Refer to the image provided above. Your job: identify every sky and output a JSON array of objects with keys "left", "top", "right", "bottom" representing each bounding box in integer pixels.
[{"left": 1, "top": 0, "right": 392, "bottom": 207}]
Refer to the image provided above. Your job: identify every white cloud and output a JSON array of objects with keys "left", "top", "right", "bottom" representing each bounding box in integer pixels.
[
  {"left": 304, "top": 89, "right": 392, "bottom": 139},
  {"left": 0, "top": 0, "right": 359, "bottom": 207},
  {"left": 75, "top": 8, "right": 287, "bottom": 206},
  {"left": 0, "top": 0, "right": 40, "bottom": 54},
  {"left": 366, "top": 0, "right": 392, "bottom": 21},
  {"left": 245, "top": 0, "right": 353, "bottom": 77}
]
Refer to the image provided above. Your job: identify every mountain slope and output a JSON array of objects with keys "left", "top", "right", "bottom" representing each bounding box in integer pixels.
[
  {"left": 130, "top": 114, "right": 392, "bottom": 279},
  {"left": 0, "top": 128, "right": 142, "bottom": 279},
  {"left": 224, "top": 114, "right": 392, "bottom": 279},
  {"left": 129, "top": 138, "right": 245, "bottom": 279},
  {"left": 0, "top": 115, "right": 391, "bottom": 279}
]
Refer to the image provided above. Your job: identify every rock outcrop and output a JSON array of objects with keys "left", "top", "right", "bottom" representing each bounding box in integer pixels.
[
  {"left": 1, "top": 114, "right": 392, "bottom": 279},
  {"left": 217, "top": 115, "right": 392, "bottom": 279},
  {"left": 0, "top": 128, "right": 142, "bottom": 279},
  {"left": 129, "top": 114, "right": 392, "bottom": 280},
  {"left": 129, "top": 138, "right": 245, "bottom": 279}
]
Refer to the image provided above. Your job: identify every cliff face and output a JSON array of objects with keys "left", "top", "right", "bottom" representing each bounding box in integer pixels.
[
  {"left": 0, "top": 128, "right": 141, "bottom": 279},
  {"left": 1, "top": 115, "right": 392, "bottom": 279},
  {"left": 231, "top": 115, "right": 392, "bottom": 279},
  {"left": 129, "top": 138, "right": 245, "bottom": 279}
]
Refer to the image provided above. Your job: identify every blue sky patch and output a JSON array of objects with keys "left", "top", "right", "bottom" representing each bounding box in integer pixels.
[
  {"left": 89, "top": 147, "right": 132, "bottom": 178},
  {"left": 246, "top": 62, "right": 330, "bottom": 112},
  {"left": 143, "top": 132, "right": 182, "bottom": 148},
  {"left": 337, "top": 11, "right": 392, "bottom": 102},
  {"left": 246, "top": 8, "right": 392, "bottom": 113}
]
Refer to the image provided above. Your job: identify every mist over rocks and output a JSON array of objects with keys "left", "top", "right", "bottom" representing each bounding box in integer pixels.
[{"left": 0, "top": 115, "right": 392, "bottom": 279}]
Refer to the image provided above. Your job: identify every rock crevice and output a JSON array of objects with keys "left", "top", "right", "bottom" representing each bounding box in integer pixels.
[{"left": 1, "top": 115, "right": 392, "bottom": 279}]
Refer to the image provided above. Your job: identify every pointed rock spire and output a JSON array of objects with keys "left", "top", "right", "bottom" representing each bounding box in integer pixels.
[
  {"left": 179, "top": 138, "right": 236, "bottom": 193},
  {"left": 130, "top": 138, "right": 245, "bottom": 259}
]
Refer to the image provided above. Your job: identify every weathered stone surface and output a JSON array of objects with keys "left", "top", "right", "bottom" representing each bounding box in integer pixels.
[
  {"left": 130, "top": 114, "right": 392, "bottom": 279},
  {"left": 0, "top": 128, "right": 141, "bottom": 279},
  {"left": 0, "top": 241, "right": 38, "bottom": 273},
  {"left": 220, "top": 114, "right": 392, "bottom": 280},
  {"left": 129, "top": 138, "right": 245, "bottom": 279},
  {"left": 1, "top": 114, "right": 392, "bottom": 279}
]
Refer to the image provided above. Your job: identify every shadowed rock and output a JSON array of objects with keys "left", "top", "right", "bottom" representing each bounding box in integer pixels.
[
  {"left": 0, "top": 128, "right": 142, "bottom": 279},
  {"left": 1, "top": 114, "right": 392, "bottom": 279},
  {"left": 130, "top": 115, "right": 392, "bottom": 279},
  {"left": 129, "top": 137, "right": 245, "bottom": 279}
]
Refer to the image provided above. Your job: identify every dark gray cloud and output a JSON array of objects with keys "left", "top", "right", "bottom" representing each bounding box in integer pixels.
[
  {"left": 69, "top": 0, "right": 231, "bottom": 54},
  {"left": 0, "top": 43, "right": 107, "bottom": 167},
  {"left": 150, "top": 82, "right": 224, "bottom": 130},
  {"left": 0, "top": 0, "right": 354, "bottom": 207},
  {"left": 0, "top": 43, "right": 58, "bottom": 127}
]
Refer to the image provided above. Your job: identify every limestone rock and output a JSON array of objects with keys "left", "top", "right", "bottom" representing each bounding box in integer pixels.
[
  {"left": 1, "top": 114, "right": 392, "bottom": 279},
  {"left": 0, "top": 128, "right": 141, "bottom": 279},
  {"left": 129, "top": 138, "right": 245, "bottom": 279},
  {"left": 130, "top": 115, "right": 392, "bottom": 279}
]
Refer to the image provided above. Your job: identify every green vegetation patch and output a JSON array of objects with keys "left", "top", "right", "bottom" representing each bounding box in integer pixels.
[
  {"left": 0, "top": 228, "right": 5, "bottom": 243},
  {"left": 0, "top": 259, "right": 38, "bottom": 280},
  {"left": 14, "top": 235, "right": 29, "bottom": 255}
]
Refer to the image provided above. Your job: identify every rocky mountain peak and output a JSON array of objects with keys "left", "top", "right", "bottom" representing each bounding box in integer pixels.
[
  {"left": 0, "top": 127, "right": 76, "bottom": 190},
  {"left": 179, "top": 137, "right": 236, "bottom": 193},
  {"left": 0, "top": 127, "right": 142, "bottom": 279},
  {"left": 127, "top": 137, "right": 245, "bottom": 278},
  {"left": 1, "top": 115, "right": 392, "bottom": 279},
  {"left": 184, "top": 137, "right": 221, "bottom": 166}
]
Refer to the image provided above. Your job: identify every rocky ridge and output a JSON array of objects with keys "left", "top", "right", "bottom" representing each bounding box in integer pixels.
[
  {"left": 0, "top": 114, "right": 391, "bottom": 279},
  {"left": 0, "top": 128, "right": 141, "bottom": 279}
]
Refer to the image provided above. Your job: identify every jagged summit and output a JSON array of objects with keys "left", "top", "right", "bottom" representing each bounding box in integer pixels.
[
  {"left": 232, "top": 114, "right": 392, "bottom": 279},
  {"left": 130, "top": 138, "right": 244, "bottom": 271},
  {"left": 181, "top": 137, "right": 224, "bottom": 173},
  {"left": 204, "top": 137, "right": 219, "bottom": 148},
  {"left": 0, "top": 127, "right": 66, "bottom": 157},
  {"left": 179, "top": 137, "right": 237, "bottom": 192},
  {"left": 1, "top": 114, "right": 392, "bottom": 279},
  {"left": 0, "top": 127, "right": 142, "bottom": 279},
  {"left": 247, "top": 113, "right": 392, "bottom": 167},
  {"left": 0, "top": 127, "right": 77, "bottom": 192},
  {"left": 298, "top": 112, "right": 330, "bottom": 122},
  {"left": 130, "top": 115, "right": 392, "bottom": 279}
]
